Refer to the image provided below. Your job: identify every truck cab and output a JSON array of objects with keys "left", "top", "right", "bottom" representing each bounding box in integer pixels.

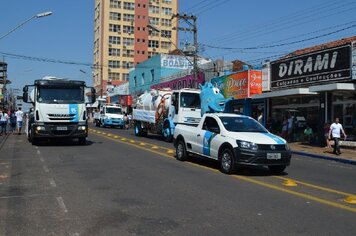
[{"left": 23, "top": 77, "right": 95, "bottom": 145}]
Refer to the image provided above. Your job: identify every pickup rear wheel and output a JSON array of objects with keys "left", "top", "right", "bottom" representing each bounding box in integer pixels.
[
  {"left": 176, "top": 140, "right": 188, "bottom": 161},
  {"left": 134, "top": 122, "right": 142, "bottom": 136},
  {"left": 220, "top": 148, "right": 236, "bottom": 174}
]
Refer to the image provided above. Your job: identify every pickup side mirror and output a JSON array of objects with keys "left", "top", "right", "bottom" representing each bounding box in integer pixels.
[{"left": 23, "top": 92, "right": 28, "bottom": 103}]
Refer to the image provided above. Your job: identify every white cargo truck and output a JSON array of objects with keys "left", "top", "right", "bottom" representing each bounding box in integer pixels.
[{"left": 23, "top": 77, "right": 95, "bottom": 145}]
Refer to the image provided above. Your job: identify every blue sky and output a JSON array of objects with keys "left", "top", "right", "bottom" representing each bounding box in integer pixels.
[{"left": 0, "top": 0, "right": 355, "bottom": 91}]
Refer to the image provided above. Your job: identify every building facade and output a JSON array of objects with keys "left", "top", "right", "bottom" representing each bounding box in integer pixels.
[{"left": 93, "top": 0, "right": 178, "bottom": 96}]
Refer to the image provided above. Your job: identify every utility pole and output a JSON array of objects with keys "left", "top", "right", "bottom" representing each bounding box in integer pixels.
[{"left": 172, "top": 14, "right": 198, "bottom": 88}]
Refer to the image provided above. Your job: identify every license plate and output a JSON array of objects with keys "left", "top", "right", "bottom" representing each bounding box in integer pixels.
[
  {"left": 267, "top": 153, "right": 281, "bottom": 160},
  {"left": 56, "top": 126, "right": 67, "bottom": 131}
]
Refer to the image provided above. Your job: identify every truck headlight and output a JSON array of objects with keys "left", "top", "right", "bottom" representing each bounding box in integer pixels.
[
  {"left": 285, "top": 143, "right": 290, "bottom": 151},
  {"left": 78, "top": 126, "right": 86, "bottom": 131},
  {"left": 36, "top": 126, "right": 45, "bottom": 131},
  {"left": 237, "top": 140, "right": 258, "bottom": 151}
]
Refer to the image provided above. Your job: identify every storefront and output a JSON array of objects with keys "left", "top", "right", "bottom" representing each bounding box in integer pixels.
[{"left": 255, "top": 39, "right": 356, "bottom": 145}]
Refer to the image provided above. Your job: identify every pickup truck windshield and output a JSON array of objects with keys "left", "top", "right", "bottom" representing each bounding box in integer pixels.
[
  {"left": 37, "top": 87, "right": 84, "bottom": 104},
  {"left": 180, "top": 92, "right": 200, "bottom": 109},
  {"left": 220, "top": 116, "right": 268, "bottom": 133},
  {"left": 106, "top": 107, "right": 122, "bottom": 114}
]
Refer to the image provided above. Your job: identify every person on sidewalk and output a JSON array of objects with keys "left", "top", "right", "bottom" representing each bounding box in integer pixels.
[
  {"left": 0, "top": 109, "right": 9, "bottom": 135},
  {"left": 303, "top": 125, "right": 313, "bottom": 144},
  {"left": 15, "top": 107, "right": 24, "bottom": 135},
  {"left": 9, "top": 110, "right": 17, "bottom": 133},
  {"left": 324, "top": 122, "right": 331, "bottom": 148},
  {"left": 329, "top": 117, "right": 347, "bottom": 155}
]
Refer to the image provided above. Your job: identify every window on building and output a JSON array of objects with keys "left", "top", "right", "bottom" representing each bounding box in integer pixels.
[
  {"left": 162, "top": 7, "right": 172, "bottom": 16},
  {"left": 123, "top": 73, "right": 129, "bottom": 81},
  {"left": 161, "top": 41, "right": 171, "bottom": 49},
  {"left": 149, "top": 29, "right": 159, "bottom": 37},
  {"left": 162, "top": 0, "right": 172, "bottom": 4},
  {"left": 148, "top": 51, "right": 158, "bottom": 58},
  {"left": 149, "top": 5, "right": 160, "bottom": 14},
  {"left": 161, "top": 30, "right": 171, "bottom": 38},
  {"left": 123, "top": 49, "right": 134, "bottom": 57},
  {"left": 149, "top": 17, "right": 160, "bottom": 25},
  {"left": 123, "top": 2, "right": 135, "bottom": 10},
  {"left": 123, "top": 25, "right": 134, "bottom": 34},
  {"left": 123, "top": 37, "right": 134, "bottom": 46},
  {"left": 110, "top": 0, "right": 121, "bottom": 8},
  {"left": 108, "top": 72, "right": 121, "bottom": 80},
  {"left": 109, "top": 48, "right": 121, "bottom": 56},
  {"left": 122, "top": 61, "right": 134, "bottom": 69},
  {"left": 109, "top": 36, "right": 121, "bottom": 45},
  {"left": 109, "top": 24, "right": 121, "bottom": 33},
  {"left": 123, "top": 13, "right": 135, "bottom": 22},
  {"left": 161, "top": 18, "right": 172, "bottom": 27},
  {"left": 148, "top": 40, "right": 159, "bottom": 48},
  {"left": 108, "top": 60, "right": 121, "bottom": 68},
  {"left": 109, "top": 12, "right": 121, "bottom": 20}
]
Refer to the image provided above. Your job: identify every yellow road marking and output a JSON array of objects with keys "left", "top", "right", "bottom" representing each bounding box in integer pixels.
[{"left": 90, "top": 130, "right": 356, "bottom": 213}]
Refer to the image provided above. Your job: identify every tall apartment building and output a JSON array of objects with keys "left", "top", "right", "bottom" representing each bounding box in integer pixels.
[{"left": 93, "top": 0, "right": 179, "bottom": 95}]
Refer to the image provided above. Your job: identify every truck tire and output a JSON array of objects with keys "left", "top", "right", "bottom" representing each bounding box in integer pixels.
[
  {"left": 78, "top": 137, "right": 86, "bottom": 145},
  {"left": 176, "top": 140, "right": 188, "bottom": 161},
  {"left": 268, "top": 165, "right": 286, "bottom": 174},
  {"left": 219, "top": 148, "right": 236, "bottom": 174},
  {"left": 134, "top": 122, "right": 142, "bottom": 136}
]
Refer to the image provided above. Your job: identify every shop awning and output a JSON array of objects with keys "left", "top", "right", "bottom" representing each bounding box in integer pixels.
[
  {"left": 309, "top": 83, "right": 356, "bottom": 92},
  {"left": 251, "top": 88, "right": 317, "bottom": 99}
]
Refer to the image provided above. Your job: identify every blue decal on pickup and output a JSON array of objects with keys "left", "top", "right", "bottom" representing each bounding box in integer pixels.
[
  {"left": 203, "top": 131, "right": 217, "bottom": 156},
  {"left": 69, "top": 104, "right": 79, "bottom": 122},
  {"left": 263, "top": 132, "right": 285, "bottom": 144}
]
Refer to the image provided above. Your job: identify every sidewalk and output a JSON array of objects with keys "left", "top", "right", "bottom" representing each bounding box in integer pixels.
[{"left": 289, "top": 142, "right": 356, "bottom": 165}]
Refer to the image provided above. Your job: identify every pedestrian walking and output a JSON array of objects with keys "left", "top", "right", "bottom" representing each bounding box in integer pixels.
[
  {"left": 15, "top": 107, "right": 24, "bottom": 135},
  {"left": 328, "top": 117, "right": 347, "bottom": 155},
  {"left": 324, "top": 122, "right": 331, "bottom": 148},
  {"left": 287, "top": 115, "right": 294, "bottom": 142},
  {"left": 123, "top": 112, "right": 129, "bottom": 130},
  {"left": 9, "top": 110, "right": 17, "bottom": 133},
  {"left": 0, "top": 109, "right": 9, "bottom": 135},
  {"left": 281, "top": 116, "right": 288, "bottom": 140}
]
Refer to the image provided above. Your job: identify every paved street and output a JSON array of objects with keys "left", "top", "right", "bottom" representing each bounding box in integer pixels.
[{"left": 0, "top": 126, "right": 356, "bottom": 236}]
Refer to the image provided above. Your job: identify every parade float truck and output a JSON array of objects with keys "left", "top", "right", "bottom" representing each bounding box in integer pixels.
[
  {"left": 173, "top": 83, "right": 291, "bottom": 174},
  {"left": 23, "top": 77, "right": 95, "bottom": 145},
  {"left": 96, "top": 103, "right": 125, "bottom": 128},
  {"left": 133, "top": 87, "right": 208, "bottom": 142}
]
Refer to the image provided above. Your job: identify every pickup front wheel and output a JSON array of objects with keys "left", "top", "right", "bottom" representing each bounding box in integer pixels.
[
  {"left": 176, "top": 140, "right": 188, "bottom": 161},
  {"left": 220, "top": 148, "right": 236, "bottom": 174}
]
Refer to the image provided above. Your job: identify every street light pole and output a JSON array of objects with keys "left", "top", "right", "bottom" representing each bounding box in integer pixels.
[{"left": 0, "top": 11, "right": 53, "bottom": 41}]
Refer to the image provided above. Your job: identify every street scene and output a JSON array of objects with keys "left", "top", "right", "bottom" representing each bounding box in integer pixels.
[{"left": 1, "top": 0, "right": 356, "bottom": 235}]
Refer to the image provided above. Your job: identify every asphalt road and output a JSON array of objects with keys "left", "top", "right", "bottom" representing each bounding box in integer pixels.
[{"left": 0, "top": 124, "right": 355, "bottom": 236}]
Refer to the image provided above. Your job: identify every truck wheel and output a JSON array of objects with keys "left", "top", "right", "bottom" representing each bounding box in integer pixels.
[
  {"left": 163, "top": 122, "right": 173, "bottom": 142},
  {"left": 134, "top": 122, "right": 142, "bottom": 136},
  {"left": 78, "top": 137, "right": 86, "bottom": 145},
  {"left": 176, "top": 140, "right": 188, "bottom": 161},
  {"left": 219, "top": 148, "right": 236, "bottom": 174},
  {"left": 268, "top": 165, "right": 286, "bottom": 175}
]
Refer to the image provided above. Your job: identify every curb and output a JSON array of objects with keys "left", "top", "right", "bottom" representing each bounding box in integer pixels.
[{"left": 292, "top": 150, "right": 356, "bottom": 165}]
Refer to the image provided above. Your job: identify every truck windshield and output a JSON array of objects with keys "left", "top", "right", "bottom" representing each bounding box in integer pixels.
[
  {"left": 180, "top": 92, "right": 200, "bottom": 109},
  {"left": 106, "top": 107, "right": 122, "bottom": 114},
  {"left": 37, "top": 87, "right": 84, "bottom": 104},
  {"left": 220, "top": 116, "right": 268, "bottom": 133}
]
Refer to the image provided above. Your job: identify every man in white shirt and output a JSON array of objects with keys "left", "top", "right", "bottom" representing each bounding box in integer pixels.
[
  {"left": 328, "top": 117, "right": 347, "bottom": 155},
  {"left": 15, "top": 107, "right": 24, "bottom": 135},
  {"left": 0, "top": 109, "right": 9, "bottom": 135}
]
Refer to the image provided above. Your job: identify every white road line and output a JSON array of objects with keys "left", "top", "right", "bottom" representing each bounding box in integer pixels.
[
  {"left": 43, "top": 165, "right": 49, "bottom": 173},
  {"left": 70, "top": 233, "right": 80, "bottom": 236},
  {"left": 40, "top": 157, "right": 45, "bottom": 162},
  {"left": 37, "top": 150, "right": 41, "bottom": 155},
  {"left": 56, "top": 196, "right": 68, "bottom": 213},
  {"left": 49, "top": 178, "right": 57, "bottom": 187}
]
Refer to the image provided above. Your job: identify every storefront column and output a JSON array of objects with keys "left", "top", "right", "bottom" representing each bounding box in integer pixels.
[{"left": 318, "top": 92, "right": 327, "bottom": 146}]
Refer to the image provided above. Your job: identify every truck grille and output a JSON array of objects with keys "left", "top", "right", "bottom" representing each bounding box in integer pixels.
[{"left": 47, "top": 114, "right": 75, "bottom": 121}]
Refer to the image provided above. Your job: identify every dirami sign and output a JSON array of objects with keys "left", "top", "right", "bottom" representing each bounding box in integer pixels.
[{"left": 211, "top": 70, "right": 262, "bottom": 99}]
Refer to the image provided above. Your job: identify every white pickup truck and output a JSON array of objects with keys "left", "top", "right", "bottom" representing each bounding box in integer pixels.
[{"left": 173, "top": 113, "right": 291, "bottom": 174}]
